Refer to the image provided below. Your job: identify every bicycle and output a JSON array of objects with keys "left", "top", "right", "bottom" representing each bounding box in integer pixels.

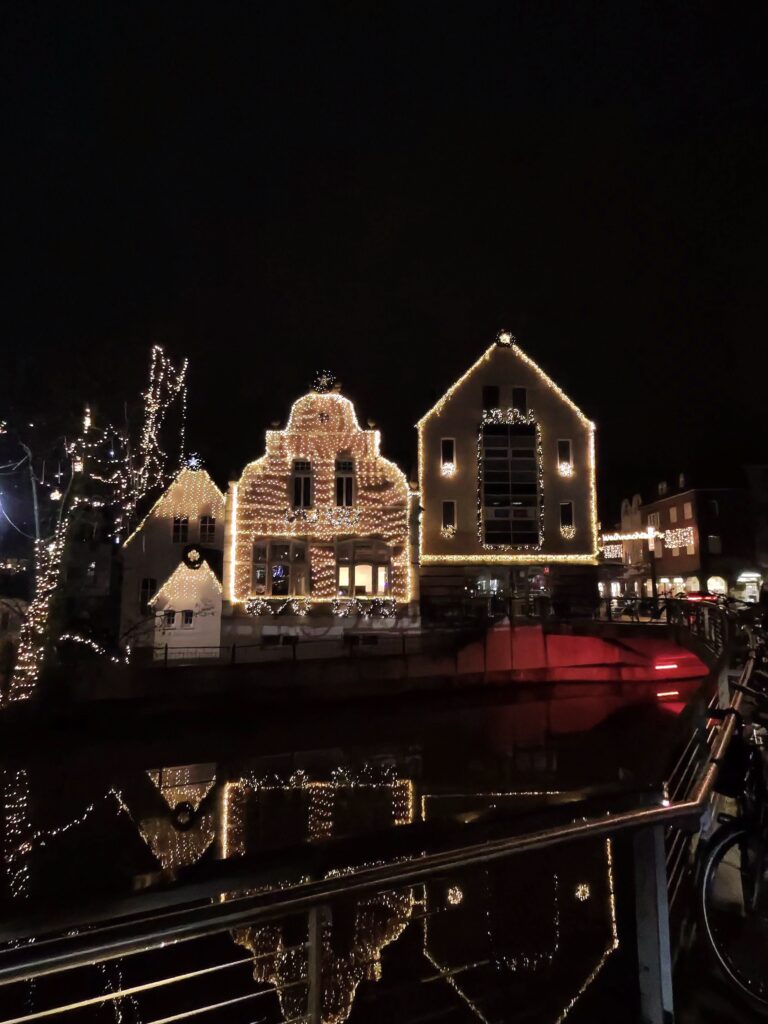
[{"left": 698, "top": 643, "right": 768, "bottom": 1012}]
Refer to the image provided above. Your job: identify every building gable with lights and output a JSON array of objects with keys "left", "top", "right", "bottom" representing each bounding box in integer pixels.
[
  {"left": 417, "top": 333, "right": 598, "bottom": 605},
  {"left": 223, "top": 378, "right": 415, "bottom": 629},
  {"left": 119, "top": 467, "right": 226, "bottom": 647}
]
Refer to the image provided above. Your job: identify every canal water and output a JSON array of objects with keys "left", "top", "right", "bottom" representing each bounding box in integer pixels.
[{"left": 0, "top": 679, "right": 707, "bottom": 1023}]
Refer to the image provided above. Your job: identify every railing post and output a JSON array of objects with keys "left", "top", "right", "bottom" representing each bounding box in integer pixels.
[
  {"left": 633, "top": 825, "right": 675, "bottom": 1024},
  {"left": 307, "top": 905, "right": 323, "bottom": 1024}
]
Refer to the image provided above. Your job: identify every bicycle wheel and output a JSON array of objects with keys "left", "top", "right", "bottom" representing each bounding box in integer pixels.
[{"left": 700, "top": 824, "right": 768, "bottom": 1010}]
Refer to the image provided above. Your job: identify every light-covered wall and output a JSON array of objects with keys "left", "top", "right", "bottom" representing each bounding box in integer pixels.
[
  {"left": 120, "top": 468, "right": 225, "bottom": 647},
  {"left": 228, "top": 389, "right": 411, "bottom": 604},
  {"left": 151, "top": 561, "right": 223, "bottom": 651},
  {"left": 418, "top": 340, "right": 598, "bottom": 565}
]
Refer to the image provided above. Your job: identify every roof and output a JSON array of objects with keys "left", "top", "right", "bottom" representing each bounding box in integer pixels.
[
  {"left": 416, "top": 338, "right": 594, "bottom": 429},
  {"left": 149, "top": 559, "right": 223, "bottom": 606},
  {"left": 124, "top": 467, "right": 225, "bottom": 547}
]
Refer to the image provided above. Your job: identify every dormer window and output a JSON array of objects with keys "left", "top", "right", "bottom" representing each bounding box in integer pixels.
[
  {"left": 292, "top": 461, "right": 313, "bottom": 508},
  {"left": 335, "top": 457, "right": 354, "bottom": 507}
]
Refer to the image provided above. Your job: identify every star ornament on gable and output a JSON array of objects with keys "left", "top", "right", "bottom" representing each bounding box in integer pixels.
[
  {"left": 496, "top": 329, "right": 515, "bottom": 347},
  {"left": 186, "top": 453, "right": 203, "bottom": 471},
  {"left": 312, "top": 370, "right": 337, "bottom": 394}
]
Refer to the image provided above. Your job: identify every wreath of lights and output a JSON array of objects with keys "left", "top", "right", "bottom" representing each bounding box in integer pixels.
[
  {"left": 244, "top": 597, "right": 311, "bottom": 617},
  {"left": 440, "top": 524, "right": 457, "bottom": 540},
  {"left": 560, "top": 526, "right": 576, "bottom": 540},
  {"left": 331, "top": 597, "right": 398, "bottom": 618},
  {"left": 477, "top": 409, "right": 544, "bottom": 553}
]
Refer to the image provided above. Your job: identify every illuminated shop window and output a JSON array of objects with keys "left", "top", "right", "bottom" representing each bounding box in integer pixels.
[
  {"left": 251, "top": 539, "right": 307, "bottom": 597},
  {"left": 336, "top": 539, "right": 391, "bottom": 596}
]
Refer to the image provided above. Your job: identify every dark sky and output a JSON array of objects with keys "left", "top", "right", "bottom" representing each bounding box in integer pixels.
[{"left": 3, "top": 2, "right": 768, "bottom": 521}]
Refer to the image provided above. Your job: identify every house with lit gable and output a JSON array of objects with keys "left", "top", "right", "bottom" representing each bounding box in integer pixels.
[
  {"left": 119, "top": 467, "right": 226, "bottom": 649},
  {"left": 417, "top": 332, "right": 599, "bottom": 613},
  {"left": 223, "top": 374, "right": 417, "bottom": 639}
]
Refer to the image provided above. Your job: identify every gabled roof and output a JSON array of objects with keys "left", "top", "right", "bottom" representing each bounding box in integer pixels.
[
  {"left": 124, "top": 467, "right": 225, "bottom": 547},
  {"left": 416, "top": 338, "right": 594, "bottom": 429},
  {"left": 149, "top": 559, "right": 223, "bottom": 606}
]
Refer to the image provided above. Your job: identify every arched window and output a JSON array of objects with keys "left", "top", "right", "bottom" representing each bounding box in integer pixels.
[
  {"left": 336, "top": 540, "right": 391, "bottom": 596},
  {"left": 252, "top": 539, "right": 308, "bottom": 596},
  {"left": 335, "top": 456, "right": 354, "bottom": 507}
]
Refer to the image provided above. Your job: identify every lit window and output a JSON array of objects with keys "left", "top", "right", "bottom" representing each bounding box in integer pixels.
[
  {"left": 442, "top": 501, "right": 456, "bottom": 529},
  {"left": 440, "top": 438, "right": 456, "bottom": 476},
  {"left": 482, "top": 385, "right": 499, "bottom": 409},
  {"left": 683, "top": 501, "right": 693, "bottom": 519},
  {"left": 672, "top": 547, "right": 679, "bottom": 557},
  {"left": 336, "top": 539, "right": 391, "bottom": 596},
  {"left": 557, "top": 439, "right": 573, "bottom": 476},
  {"left": 647, "top": 512, "right": 660, "bottom": 529},
  {"left": 200, "top": 515, "right": 216, "bottom": 543},
  {"left": 172, "top": 516, "right": 188, "bottom": 543},
  {"left": 560, "top": 502, "right": 575, "bottom": 539},
  {"left": 708, "top": 534, "right": 722, "bottom": 555},
  {"left": 686, "top": 542, "right": 695, "bottom": 556},
  {"left": 669, "top": 506, "right": 678, "bottom": 523},
  {"left": 252, "top": 539, "right": 307, "bottom": 597},
  {"left": 335, "top": 458, "right": 354, "bottom": 507},
  {"left": 512, "top": 387, "right": 527, "bottom": 412},
  {"left": 140, "top": 577, "right": 157, "bottom": 615},
  {"left": 292, "top": 461, "right": 313, "bottom": 508},
  {"left": 163, "top": 610, "right": 176, "bottom": 628},
  {"left": 181, "top": 610, "right": 194, "bottom": 628}
]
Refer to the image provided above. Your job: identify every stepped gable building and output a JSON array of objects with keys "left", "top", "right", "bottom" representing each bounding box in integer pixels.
[
  {"left": 119, "top": 467, "right": 226, "bottom": 648},
  {"left": 417, "top": 331, "right": 599, "bottom": 610},
  {"left": 224, "top": 374, "right": 416, "bottom": 635}
]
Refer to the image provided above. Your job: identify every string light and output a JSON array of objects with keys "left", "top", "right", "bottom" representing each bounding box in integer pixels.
[
  {"left": 560, "top": 526, "right": 576, "bottom": 540},
  {"left": 664, "top": 527, "right": 694, "bottom": 549},
  {"left": 574, "top": 883, "right": 590, "bottom": 902},
  {"left": 231, "top": 389, "right": 411, "bottom": 608},
  {"left": 440, "top": 462, "right": 456, "bottom": 478},
  {"left": 558, "top": 462, "right": 574, "bottom": 478},
  {"left": 123, "top": 468, "right": 225, "bottom": 548},
  {"left": 58, "top": 633, "right": 130, "bottom": 664},
  {"left": 601, "top": 543, "right": 623, "bottom": 560},
  {"left": 440, "top": 524, "right": 457, "bottom": 539}
]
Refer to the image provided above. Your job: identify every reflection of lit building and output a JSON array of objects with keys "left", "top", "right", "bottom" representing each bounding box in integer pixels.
[{"left": 417, "top": 333, "right": 599, "bottom": 615}]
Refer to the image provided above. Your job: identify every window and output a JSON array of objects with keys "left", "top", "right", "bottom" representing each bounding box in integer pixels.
[
  {"left": 140, "top": 577, "right": 157, "bottom": 615},
  {"left": 181, "top": 610, "right": 194, "bottom": 628},
  {"left": 683, "top": 501, "right": 693, "bottom": 519},
  {"left": 336, "top": 539, "right": 392, "bottom": 596},
  {"left": 251, "top": 539, "right": 307, "bottom": 596},
  {"left": 512, "top": 387, "right": 527, "bottom": 412},
  {"left": 708, "top": 534, "right": 722, "bottom": 554},
  {"left": 292, "top": 461, "right": 313, "bottom": 508},
  {"left": 709, "top": 499, "right": 719, "bottom": 518},
  {"left": 556, "top": 439, "right": 573, "bottom": 476},
  {"left": 335, "top": 458, "right": 354, "bottom": 507},
  {"left": 172, "top": 516, "right": 189, "bottom": 543},
  {"left": 669, "top": 506, "right": 678, "bottom": 523},
  {"left": 647, "top": 512, "right": 660, "bottom": 529},
  {"left": 686, "top": 542, "right": 696, "bottom": 556},
  {"left": 163, "top": 610, "right": 176, "bottom": 628},
  {"left": 480, "top": 422, "right": 540, "bottom": 546},
  {"left": 672, "top": 547, "right": 679, "bottom": 557},
  {"left": 482, "top": 385, "right": 500, "bottom": 409},
  {"left": 442, "top": 500, "right": 456, "bottom": 529},
  {"left": 200, "top": 515, "right": 216, "bottom": 543},
  {"left": 560, "top": 501, "right": 574, "bottom": 528},
  {"left": 440, "top": 438, "right": 456, "bottom": 475}
]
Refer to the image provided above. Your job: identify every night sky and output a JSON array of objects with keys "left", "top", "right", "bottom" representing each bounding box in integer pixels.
[{"left": 3, "top": 3, "right": 768, "bottom": 522}]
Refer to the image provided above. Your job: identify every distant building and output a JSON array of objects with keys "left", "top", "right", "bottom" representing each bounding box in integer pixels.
[
  {"left": 416, "top": 332, "right": 599, "bottom": 613},
  {"left": 605, "top": 476, "right": 763, "bottom": 601}
]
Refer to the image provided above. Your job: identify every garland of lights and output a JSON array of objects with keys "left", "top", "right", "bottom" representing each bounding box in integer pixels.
[
  {"left": 245, "top": 597, "right": 311, "bottom": 617},
  {"left": 477, "top": 409, "right": 545, "bottom": 553},
  {"left": 331, "top": 597, "right": 397, "bottom": 618},
  {"left": 664, "top": 527, "right": 695, "bottom": 549}
]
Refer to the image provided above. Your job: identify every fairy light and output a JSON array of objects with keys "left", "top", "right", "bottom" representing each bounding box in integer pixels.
[
  {"left": 558, "top": 461, "right": 574, "bottom": 478},
  {"left": 440, "top": 524, "right": 457, "bottom": 539},
  {"left": 601, "top": 529, "right": 655, "bottom": 543},
  {"left": 664, "top": 527, "right": 694, "bottom": 549},
  {"left": 231, "top": 389, "right": 411, "bottom": 608},
  {"left": 123, "top": 468, "right": 225, "bottom": 548},
  {"left": 417, "top": 334, "right": 599, "bottom": 565},
  {"left": 574, "top": 883, "right": 590, "bottom": 902},
  {"left": 58, "top": 633, "right": 129, "bottom": 664},
  {"left": 2, "top": 768, "right": 32, "bottom": 900},
  {"left": 440, "top": 461, "right": 456, "bottom": 477},
  {"left": 601, "top": 543, "right": 624, "bottom": 560},
  {"left": 560, "top": 526, "right": 576, "bottom": 540},
  {"left": 447, "top": 885, "right": 463, "bottom": 906}
]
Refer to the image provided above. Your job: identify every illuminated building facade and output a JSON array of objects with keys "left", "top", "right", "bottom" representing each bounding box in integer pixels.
[
  {"left": 417, "top": 333, "right": 599, "bottom": 611},
  {"left": 119, "top": 467, "right": 226, "bottom": 647},
  {"left": 223, "top": 378, "right": 417, "bottom": 638}
]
